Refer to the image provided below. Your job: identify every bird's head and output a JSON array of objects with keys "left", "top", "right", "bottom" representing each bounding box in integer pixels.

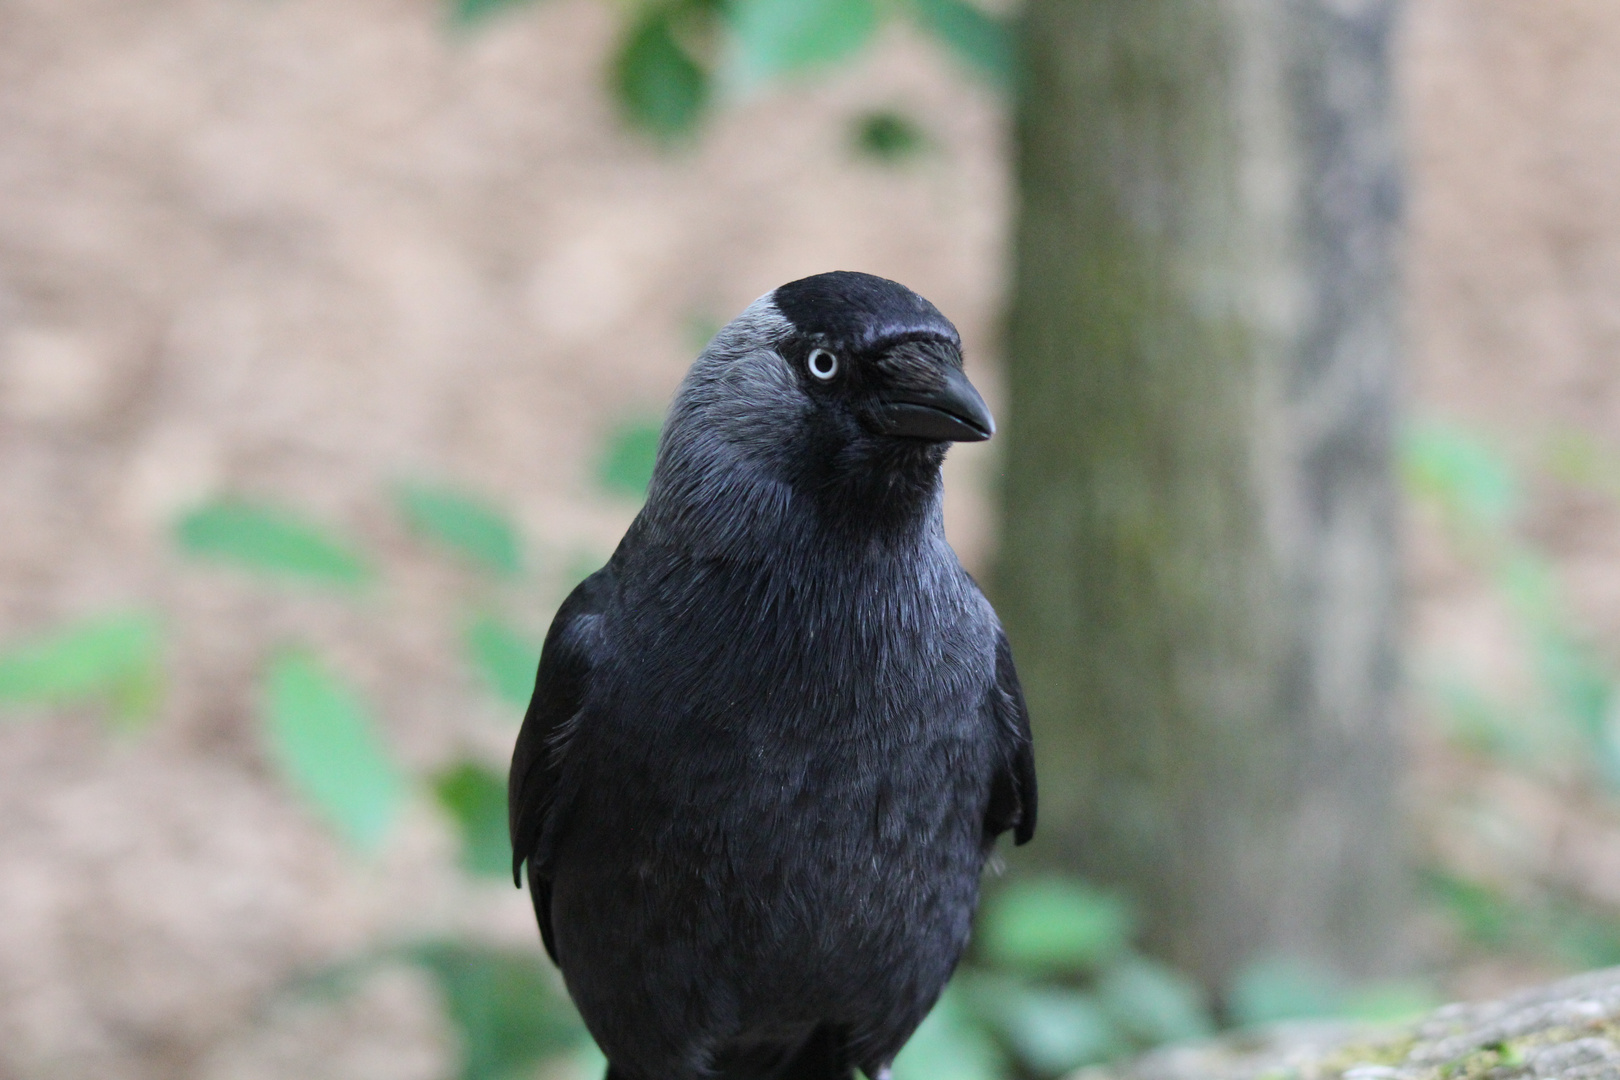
[{"left": 657, "top": 272, "right": 993, "bottom": 530}]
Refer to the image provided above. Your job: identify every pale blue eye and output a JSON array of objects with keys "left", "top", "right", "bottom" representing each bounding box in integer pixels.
[{"left": 808, "top": 348, "right": 839, "bottom": 381}]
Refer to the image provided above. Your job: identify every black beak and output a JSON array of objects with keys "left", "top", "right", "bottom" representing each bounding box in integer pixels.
[{"left": 865, "top": 366, "right": 995, "bottom": 443}]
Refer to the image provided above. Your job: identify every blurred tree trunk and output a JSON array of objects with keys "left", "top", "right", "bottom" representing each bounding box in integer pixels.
[{"left": 996, "top": 0, "right": 1405, "bottom": 991}]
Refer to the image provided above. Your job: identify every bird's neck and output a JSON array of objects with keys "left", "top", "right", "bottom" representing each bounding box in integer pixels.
[{"left": 645, "top": 444, "right": 947, "bottom": 564}]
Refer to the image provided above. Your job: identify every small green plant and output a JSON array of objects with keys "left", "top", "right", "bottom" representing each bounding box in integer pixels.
[
  {"left": 454, "top": 0, "right": 1014, "bottom": 140},
  {"left": 1404, "top": 419, "right": 1620, "bottom": 974},
  {"left": 0, "top": 478, "right": 576, "bottom": 1078}
]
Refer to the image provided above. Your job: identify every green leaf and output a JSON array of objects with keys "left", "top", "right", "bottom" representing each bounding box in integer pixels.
[
  {"left": 853, "top": 110, "right": 929, "bottom": 163},
  {"left": 970, "top": 978, "right": 1119, "bottom": 1073},
  {"left": 1096, "top": 957, "right": 1214, "bottom": 1045},
  {"left": 891, "top": 984, "right": 1003, "bottom": 1080},
  {"left": 394, "top": 482, "right": 523, "bottom": 577},
  {"left": 433, "top": 761, "right": 512, "bottom": 879},
  {"left": 175, "top": 500, "right": 370, "bottom": 587},
  {"left": 448, "top": 0, "right": 531, "bottom": 24},
  {"left": 465, "top": 616, "right": 539, "bottom": 708},
  {"left": 1400, "top": 421, "right": 1518, "bottom": 534},
  {"left": 261, "top": 650, "right": 404, "bottom": 854},
  {"left": 614, "top": 6, "right": 711, "bottom": 139},
  {"left": 1227, "top": 955, "right": 1342, "bottom": 1027},
  {"left": 727, "top": 0, "right": 879, "bottom": 88},
  {"left": 448, "top": 0, "right": 534, "bottom": 25},
  {"left": 979, "top": 877, "right": 1135, "bottom": 973},
  {"left": 597, "top": 420, "right": 662, "bottom": 499},
  {"left": 0, "top": 611, "right": 163, "bottom": 728},
  {"left": 407, "top": 942, "right": 586, "bottom": 1080},
  {"left": 909, "top": 0, "right": 1013, "bottom": 87}
]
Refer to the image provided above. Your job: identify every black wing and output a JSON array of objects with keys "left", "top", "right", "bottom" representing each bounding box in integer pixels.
[
  {"left": 985, "top": 628, "right": 1037, "bottom": 845},
  {"left": 509, "top": 566, "right": 613, "bottom": 962}
]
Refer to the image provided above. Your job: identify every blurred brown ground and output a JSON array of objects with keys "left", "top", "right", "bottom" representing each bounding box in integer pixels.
[{"left": 0, "top": 0, "right": 1618, "bottom": 1077}]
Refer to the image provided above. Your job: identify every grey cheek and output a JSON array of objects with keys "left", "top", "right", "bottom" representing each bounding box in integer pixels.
[{"left": 661, "top": 299, "right": 809, "bottom": 470}]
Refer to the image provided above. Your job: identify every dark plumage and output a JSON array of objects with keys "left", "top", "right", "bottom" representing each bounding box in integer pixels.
[{"left": 509, "top": 271, "right": 1036, "bottom": 1080}]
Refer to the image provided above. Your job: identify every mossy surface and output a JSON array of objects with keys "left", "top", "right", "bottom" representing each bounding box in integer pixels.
[{"left": 1083, "top": 967, "right": 1620, "bottom": 1080}]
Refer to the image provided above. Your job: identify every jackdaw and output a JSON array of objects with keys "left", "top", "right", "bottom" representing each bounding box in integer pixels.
[{"left": 509, "top": 271, "right": 1036, "bottom": 1080}]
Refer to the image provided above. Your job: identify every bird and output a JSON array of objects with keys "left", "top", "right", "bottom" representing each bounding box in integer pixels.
[{"left": 509, "top": 271, "right": 1036, "bottom": 1080}]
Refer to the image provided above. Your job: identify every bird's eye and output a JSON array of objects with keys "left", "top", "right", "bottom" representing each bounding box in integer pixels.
[{"left": 807, "top": 348, "right": 840, "bottom": 381}]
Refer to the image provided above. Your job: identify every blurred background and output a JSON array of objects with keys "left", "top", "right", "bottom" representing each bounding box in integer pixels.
[{"left": 3, "top": 0, "right": 1620, "bottom": 1078}]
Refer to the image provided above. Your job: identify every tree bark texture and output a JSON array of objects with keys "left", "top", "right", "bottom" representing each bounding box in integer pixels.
[{"left": 997, "top": 0, "right": 1405, "bottom": 989}]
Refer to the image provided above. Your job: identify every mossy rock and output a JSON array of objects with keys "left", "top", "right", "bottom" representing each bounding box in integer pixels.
[{"left": 1078, "top": 967, "right": 1620, "bottom": 1080}]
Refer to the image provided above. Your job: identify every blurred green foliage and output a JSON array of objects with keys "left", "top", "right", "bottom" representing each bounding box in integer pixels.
[
  {"left": 1402, "top": 421, "right": 1519, "bottom": 536},
  {"left": 1404, "top": 421, "right": 1620, "bottom": 786},
  {"left": 614, "top": 3, "right": 713, "bottom": 140},
  {"left": 465, "top": 615, "right": 542, "bottom": 708},
  {"left": 853, "top": 110, "right": 929, "bottom": 162},
  {"left": 907, "top": 0, "right": 1013, "bottom": 86},
  {"left": 261, "top": 649, "right": 406, "bottom": 855},
  {"left": 1404, "top": 421, "right": 1620, "bottom": 981},
  {"left": 892, "top": 985, "right": 1006, "bottom": 1080},
  {"left": 1096, "top": 958, "right": 1214, "bottom": 1043},
  {"left": 447, "top": 0, "right": 1014, "bottom": 140},
  {"left": 980, "top": 877, "right": 1134, "bottom": 973},
  {"left": 939, "top": 880, "right": 1214, "bottom": 1076},
  {"left": 176, "top": 499, "right": 371, "bottom": 587},
  {"left": 598, "top": 419, "right": 663, "bottom": 497},
  {"left": 448, "top": 0, "right": 531, "bottom": 25},
  {"left": 1227, "top": 956, "right": 1343, "bottom": 1027},
  {"left": 0, "top": 611, "right": 163, "bottom": 729},
  {"left": 967, "top": 977, "right": 1120, "bottom": 1073},
  {"left": 1424, "top": 870, "right": 1620, "bottom": 972},
  {"left": 395, "top": 482, "right": 524, "bottom": 577},
  {"left": 409, "top": 942, "right": 587, "bottom": 1080},
  {"left": 435, "top": 761, "right": 514, "bottom": 879},
  {"left": 728, "top": 0, "right": 878, "bottom": 88}
]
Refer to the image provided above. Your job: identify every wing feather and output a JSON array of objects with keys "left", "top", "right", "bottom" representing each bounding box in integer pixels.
[
  {"left": 985, "top": 628, "right": 1037, "bottom": 845},
  {"left": 508, "top": 567, "right": 612, "bottom": 962}
]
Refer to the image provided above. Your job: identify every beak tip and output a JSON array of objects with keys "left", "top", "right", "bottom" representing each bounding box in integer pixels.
[{"left": 865, "top": 366, "right": 996, "bottom": 443}]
